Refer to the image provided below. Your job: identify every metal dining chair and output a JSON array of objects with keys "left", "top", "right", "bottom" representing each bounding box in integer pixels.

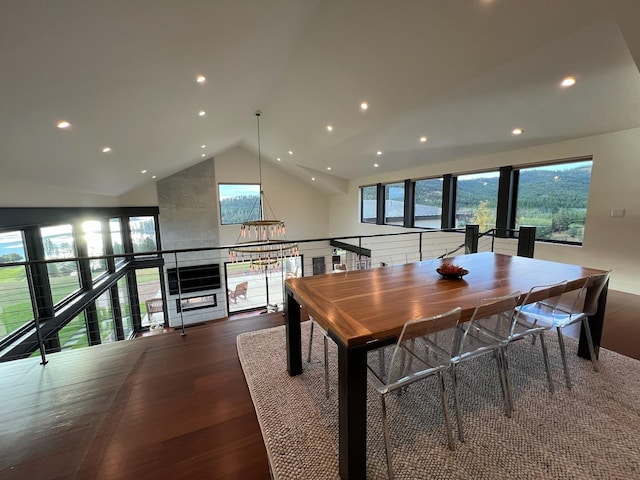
[
  {"left": 450, "top": 291, "right": 521, "bottom": 439},
  {"left": 367, "top": 307, "right": 462, "bottom": 480},
  {"left": 517, "top": 270, "right": 612, "bottom": 389},
  {"left": 307, "top": 316, "right": 331, "bottom": 398},
  {"left": 472, "top": 281, "right": 568, "bottom": 409}
]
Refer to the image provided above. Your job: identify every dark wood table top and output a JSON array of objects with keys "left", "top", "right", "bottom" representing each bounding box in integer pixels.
[{"left": 285, "top": 252, "right": 605, "bottom": 347}]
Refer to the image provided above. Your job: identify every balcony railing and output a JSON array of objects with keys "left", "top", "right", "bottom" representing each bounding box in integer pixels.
[{"left": 0, "top": 225, "right": 535, "bottom": 364}]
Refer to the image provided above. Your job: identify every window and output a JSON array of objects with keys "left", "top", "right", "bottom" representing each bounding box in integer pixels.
[
  {"left": 136, "top": 268, "right": 161, "bottom": 327},
  {"left": 82, "top": 220, "right": 107, "bottom": 281},
  {"left": 0, "top": 231, "right": 31, "bottom": 341},
  {"left": 96, "top": 289, "right": 115, "bottom": 344},
  {"left": 129, "top": 216, "right": 157, "bottom": 253},
  {"left": 360, "top": 185, "right": 377, "bottom": 223},
  {"left": 384, "top": 182, "right": 405, "bottom": 226},
  {"left": 414, "top": 178, "right": 443, "bottom": 228},
  {"left": 41, "top": 224, "right": 81, "bottom": 306},
  {"left": 218, "top": 184, "right": 261, "bottom": 225},
  {"left": 455, "top": 171, "right": 499, "bottom": 230},
  {"left": 118, "top": 276, "right": 133, "bottom": 338},
  {"left": 109, "top": 218, "right": 125, "bottom": 263},
  {"left": 58, "top": 312, "right": 89, "bottom": 351},
  {"left": 225, "top": 255, "right": 302, "bottom": 314},
  {"left": 515, "top": 160, "right": 592, "bottom": 243}
]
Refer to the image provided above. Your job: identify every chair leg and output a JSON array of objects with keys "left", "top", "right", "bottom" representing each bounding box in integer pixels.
[
  {"left": 538, "top": 333, "right": 555, "bottom": 394},
  {"left": 378, "top": 349, "right": 386, "bottom": 380},
  {"left": 496, "top": 349, "right": 513, "bottom": 418},
  {"left": 323, "top": 334, "right": 330, "bottom": 398},
  {"left": 556, "top": 326, "right": 572, "bottom": 390},
  {"left": 307, "top": 320, "right": 314, "bottom": 363},
  {"left": 450, "top": 364, "right": 465, "bottom": 442},
  {"left": 380, "top": 394, "right": 395, "bottom": 480},
  {"left": 438, "top": 371, "right": 455, "bottom": 450},
  {"left": 582, "top": 318, "right": 601, "bottom": 373}
]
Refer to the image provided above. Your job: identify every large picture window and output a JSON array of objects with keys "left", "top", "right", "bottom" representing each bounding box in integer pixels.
[
  {"left": 414, "top": 178, "right": 443, "bottom": 228},
  {"left": 0, "top": 208, "right": 162, "bottom": 360},
  {"left": 515, "top": 160, "right": 592, "bottom": 243},
  {"left": 455, "top": 171, "right": 499, "bottom": 230},
  {"left": 219, "top": 184, "right": 261, "bottom": 225}
]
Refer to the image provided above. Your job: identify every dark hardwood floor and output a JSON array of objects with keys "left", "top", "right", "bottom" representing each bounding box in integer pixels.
[{"left": 0, "top": 291, "right": 638, "bottom": 480}]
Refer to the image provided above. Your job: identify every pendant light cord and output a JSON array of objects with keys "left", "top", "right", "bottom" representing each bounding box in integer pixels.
[{"left": 256, "top": 110, "right": 262, "bottom": 190}]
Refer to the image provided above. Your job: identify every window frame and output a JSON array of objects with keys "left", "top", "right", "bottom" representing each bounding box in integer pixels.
[
  {"left": 360, "top": 184, "right": 378, "bottom": 224},
  {"left": 218, "top": 183, "right": 261, "bottom": 225},
  {"left": 511, "top": 158, "right": 593, "bottom": 244},
  {"left": 413, "top": 176, "right": 444, "bottom": 229},
  {"left": 358, "top": 157, "right": 593, "bottom": 246}
]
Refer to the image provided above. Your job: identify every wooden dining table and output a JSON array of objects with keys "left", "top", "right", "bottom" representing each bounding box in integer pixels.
[{"left": 284, "top": 252, "right": 609, "bottom": 479}]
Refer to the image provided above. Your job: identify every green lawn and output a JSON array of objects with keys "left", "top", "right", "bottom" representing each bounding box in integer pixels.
[{"left": 1, "top": 265, "right": 83, "bottom": 341}]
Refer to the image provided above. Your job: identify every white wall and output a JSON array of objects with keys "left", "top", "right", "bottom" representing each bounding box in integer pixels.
[
  {"left": 328, "top": 128, "right": 640, "bottom": 294},
  {"left": 118, "top": 182, "right": 158, "bottom": 206},
  {"left": 214, "top": 147, "right": 330, "bottom": 245},
  {"left": 0, "top": 179, "right": 124, "bottom": 207}
]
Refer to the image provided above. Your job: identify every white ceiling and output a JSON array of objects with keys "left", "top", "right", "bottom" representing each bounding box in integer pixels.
[{"left": 2, "top": 0, "right": 640, "bottom": 199}]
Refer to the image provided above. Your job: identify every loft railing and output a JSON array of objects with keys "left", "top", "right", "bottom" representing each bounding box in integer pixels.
[{"left": 0, "top": 225, "right": 535, "bottom": 364}]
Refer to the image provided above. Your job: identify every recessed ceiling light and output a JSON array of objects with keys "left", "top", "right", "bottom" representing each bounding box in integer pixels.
[
  {"left": 201, "top": 153, "right": 206, "bottom": 157},
  {"left": 360, "top": 102, "right": 368, "bottom": 111},
  {"left": 326, "top": 125, "right": 333, "bottom": 132},
  {"left": 288, "top": 150, "right": 293, "bottom": 155},
  {"left": 152, "top": 175, "right": 157, "bottom": 179},
  {"left": 198, "top": 110, "right": 206, "bottom": 117},
  {"left": 376, "top": 150, "right": 383, "bottom": 156},
  {"left": 561, "top": 76, "right": 576, "bottom": 87},
  {"left": 196, "top": 75, "right": 206, "bottom": 83},
  {"left": 374, "top": 163, "right": 379, "bottom": 168},
  {"left": 201, "top": 144, "right": 206, "bottom": 148},
  {"left": 57, "top": 120, "right": 71, "bottom": 129},
  {"left": 326, "top": 167, "right": 332, "bottom": 171},
  {"left": 141, "top": 169, "right": 147, "bottom": 174},
  {"left": 311, "top": 177, "right": 316, "bottom": 181},
  {"left": 419, "top": 136, "right": 428, "bottom": 143},
  {"left": 511, "top": 128, "right": 523, "bottom": 135},
  {"left": 102, "top": 147, "right": 112, "bottom": 153},
  {"left": 277, "top": 157, "right": 281, "bottom": 162}
]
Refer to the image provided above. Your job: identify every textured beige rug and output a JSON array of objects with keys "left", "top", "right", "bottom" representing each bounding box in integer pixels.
[{"left": 237, "top": 322, "right": 640, "bottom": 479}]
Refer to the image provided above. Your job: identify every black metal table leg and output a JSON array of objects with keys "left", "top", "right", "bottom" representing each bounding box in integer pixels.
[
  {"left": 285, "top": 288, "right": 302, "bottom": 376},
  {"left": 337, "top": 340, "right": 368, "bottom": 479},
  {"left": 578, "top": 280, "right": 609, "bottom": 360}
]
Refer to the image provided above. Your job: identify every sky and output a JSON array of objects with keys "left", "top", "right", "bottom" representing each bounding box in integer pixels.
[{"left": 218, "top": 184, "right": 260, "bottom": 200}]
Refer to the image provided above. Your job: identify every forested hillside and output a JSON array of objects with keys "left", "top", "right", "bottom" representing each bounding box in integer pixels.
[{"left": 220, "top": 195, "right": 261, "bottom": 224}]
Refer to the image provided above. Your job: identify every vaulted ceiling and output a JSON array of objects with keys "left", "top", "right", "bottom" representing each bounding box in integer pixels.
[{"left": 2, "top": 0, "right": 640, "bottom": 199}]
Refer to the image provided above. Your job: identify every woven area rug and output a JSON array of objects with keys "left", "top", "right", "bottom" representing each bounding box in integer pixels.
[{"left": 237, "top": 322, "right": 640, "bottom": 479}]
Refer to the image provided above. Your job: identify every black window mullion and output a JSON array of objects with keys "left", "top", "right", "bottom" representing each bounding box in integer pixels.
[
  {"left": 73, "top": 222, "right": 93, "bottom": 290},
  {"left": 376, "top": 183, "right": 385, "bottom": 225},
  {"left": 441, "top": 174, "right": 456, "bottom": 229},
  {"left": 110, "top": 283, "right": 125, "bottom": 341},
  {"left": 404, "top": 179, "right": 415, "bottom": 228},
  {"left": 495, "top": 166, "right": 514, "bottom": 238},
  {"left": 85, "top": 303, "right": 101, "bottom": 346},
  {"left": 509, "top": 169, "right": 520, "bottom": 236}
]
